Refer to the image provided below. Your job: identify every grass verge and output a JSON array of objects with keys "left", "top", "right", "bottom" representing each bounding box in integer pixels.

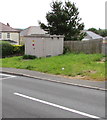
[{"left": 0, "top": 53, "right": 106, "bottom": 81}]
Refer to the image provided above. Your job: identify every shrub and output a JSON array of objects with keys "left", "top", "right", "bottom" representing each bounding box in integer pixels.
[
  {"left": 0, "top": 41, "right": 14, "bottom": 58},
  {"left": 0, "top": 41, "right": 25, "bottom": 58},
  {"left": 63, "top": 46, "right": 71, "bottom": 54},
  {"left": 22, "top": 55, "right": 37, "bottom": 59},
  {"left": 13, "top": 45, "right": 24, "bottom": 55}
]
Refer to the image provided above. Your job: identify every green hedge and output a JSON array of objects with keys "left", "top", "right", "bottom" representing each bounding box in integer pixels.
[
  {"left": 0, "top": 41, "right": 24, "bottom": 58},
  {"left": 13, "top": 45, "right": 24, "bottom": 55},
  {"left": 0, "top": 41, "right": 14, "bottom": 58}
]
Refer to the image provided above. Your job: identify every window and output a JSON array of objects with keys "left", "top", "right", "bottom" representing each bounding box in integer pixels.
[
  {"left": 7, "top": 33, "right": 10, "bottom": 39},
  {"left": 0, "top": 33, "right": 2, "bottom": 39}
]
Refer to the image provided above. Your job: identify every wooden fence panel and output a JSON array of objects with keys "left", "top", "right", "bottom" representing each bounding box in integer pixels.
[{"left": 64, "top": 39, "right": 103, "bottom": 54}]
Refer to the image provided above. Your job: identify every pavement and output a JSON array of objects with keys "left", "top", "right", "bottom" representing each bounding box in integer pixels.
[{"left": 0, "top": 67, "right": 107, "bottom": 91}]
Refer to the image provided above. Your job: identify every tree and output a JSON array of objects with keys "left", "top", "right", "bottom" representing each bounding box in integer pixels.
[
  {"left": 88, "top": 28, "right": 107, "bottom": 37},
  {"left": 88, "top": 28, "right": 98, "bottom": 34},
  {"left": 97, "top": 29, "right": 107, "bottom": 37},
  {"left": 39, "top": 1, "right": 85, "bottom": 41}
]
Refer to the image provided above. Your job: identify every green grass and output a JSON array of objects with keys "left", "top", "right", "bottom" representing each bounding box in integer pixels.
[{"left": 0, "top": 53, "right": 106, "bottom": 81}]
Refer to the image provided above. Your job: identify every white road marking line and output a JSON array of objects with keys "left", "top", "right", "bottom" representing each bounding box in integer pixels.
[
  {"left": 14, "top": 92, "right": 100, "bottom": 119},
  {"left": 0, "top": 73, "right": 16, "bottom": 80},
  {"left": 0, "top": 73, "right": 15, "bottom": 77},
  {"left": 0, "top": 76, "right": 16, "bottom": 80}
]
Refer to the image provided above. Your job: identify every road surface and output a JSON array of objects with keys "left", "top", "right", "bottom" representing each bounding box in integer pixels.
[{"left": 1, "top": 73, "right": 106, "bottom": 119}]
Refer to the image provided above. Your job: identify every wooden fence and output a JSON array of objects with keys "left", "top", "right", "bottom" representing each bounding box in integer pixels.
[{"left": 64, "top": 39, "right": 103, "bottom": 54}]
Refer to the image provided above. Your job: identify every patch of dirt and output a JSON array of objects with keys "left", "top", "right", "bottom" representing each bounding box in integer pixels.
[
  {"left": 57, "top": 74, "right": 87, "bottom": 80},
  {"left": 39, "top": 71, "right": 105, "bottom": 81},
  {"left": 57, "top": 74, "right": 105, "bottom": 81},
  {"left": 97, "top": 57, "right": 107, "bottom": 63},
  {"left": 85, "top": 70, "right": 97, "bottom": 74},
  {"left": 97, "top": 61, "right": 105, "bottom": 63},
  {"left": 63, "top": 75, "right": 86, "bottom": 79}
]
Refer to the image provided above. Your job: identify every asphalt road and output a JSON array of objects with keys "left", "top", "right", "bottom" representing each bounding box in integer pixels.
[{"left": 1, "top": 73, "right": 106, "bottom": 119}]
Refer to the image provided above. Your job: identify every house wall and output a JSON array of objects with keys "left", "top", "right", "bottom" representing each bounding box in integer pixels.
[
  {"left": 1, "top": 32, "right": 20, "bottom": 44},
  {"left": 24, "top": 35, "right": 64, "bottom": 57},
  {"left": 20, "top": 36, "right": 25, "bottom": 45}
]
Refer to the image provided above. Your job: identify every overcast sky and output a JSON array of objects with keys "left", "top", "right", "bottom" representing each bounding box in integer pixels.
[{"left": 0, "top": 0, "right": 106, "bottom": 29}]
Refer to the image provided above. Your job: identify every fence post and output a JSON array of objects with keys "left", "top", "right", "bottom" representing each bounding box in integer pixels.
[{"left": 102, "top": 38, "right": 107, "bottom": 55}]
